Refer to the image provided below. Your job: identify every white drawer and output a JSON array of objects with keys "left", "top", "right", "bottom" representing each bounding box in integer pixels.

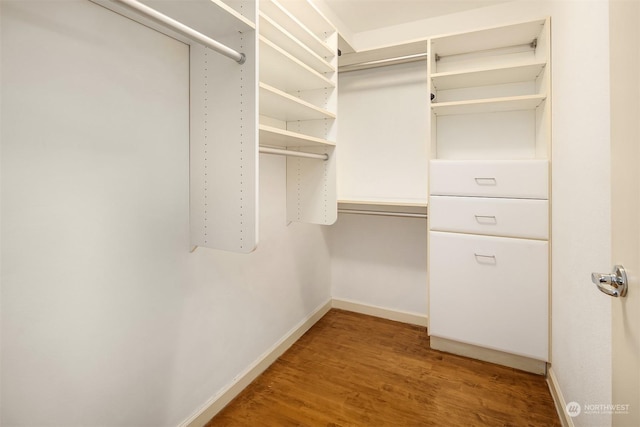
[
  {"left": 430, "top": 159, "right": 549, "bottom": 199},
  {"left": 429, "top": 196, "right": 548, "bottom": 239},
  {"left": 429, "top": 231, "right": 549, "bottom": 361}
]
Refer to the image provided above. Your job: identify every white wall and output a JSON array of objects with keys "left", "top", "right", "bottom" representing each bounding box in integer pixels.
[
  {"left": 327, "top": 59, "right": 428, "bottom": 318},
  {"left": 339, "top": 1, "right": 613, "bottom": 426},
  {"left": 327, "top": 214, "right": 428, "bottom": 317},
  {"left": 0, "top": 1, "right": 331, "bottom": 425},
  {"left": 337, "top": 62, "right": 429, "bottom": 203},
  {"left": 548, "top": 2, "right": 612, "bottom": 426}
]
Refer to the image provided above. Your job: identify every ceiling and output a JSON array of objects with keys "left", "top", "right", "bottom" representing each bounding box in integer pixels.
[{"left": 322, "top": 0, "right": 512, "bottom": 34}]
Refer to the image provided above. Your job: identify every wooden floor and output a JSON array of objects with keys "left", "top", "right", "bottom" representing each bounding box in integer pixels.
[{"left": 207, "top": 309, "right": 560, "bottom": 426}]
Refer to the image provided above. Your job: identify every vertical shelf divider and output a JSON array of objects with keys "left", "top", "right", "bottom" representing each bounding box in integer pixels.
[{"left": 190, "top": 27, "right": 259, "bottom": 253}]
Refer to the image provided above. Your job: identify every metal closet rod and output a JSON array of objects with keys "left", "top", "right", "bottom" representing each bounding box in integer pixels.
[
  {"left": 339, "top": 53, "right": 428, "bottom": 72},
  {"left": 434, "top": 40, "right": 537, "bottom": 62},
  {"left": 114, "top": 0, "right": 246, "bottom": 64},
  {"left": 338, "top": 209, "right": 427, "bottom": 219},
  {"left": 259, "top": 146, "right": 329, "bottom": 161}
]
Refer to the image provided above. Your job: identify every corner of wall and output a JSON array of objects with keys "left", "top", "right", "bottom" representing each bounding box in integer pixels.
[
  {"left": 180, "top": 299, "right": 332, "bottom": 427},
  {"left": 547, "top": 366, "right": 575, "bottom": 427}
]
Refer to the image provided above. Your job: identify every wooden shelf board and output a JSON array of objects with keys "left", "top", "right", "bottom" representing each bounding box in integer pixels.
[
  {"left": 432, "top": 62, "right": 546, "bottom": 90},
  {"left": 260, "top": 36, "right": 335, "bottom": 92},
  {"left": 259, "top": 124, "right": 335, "bottom": 148},
  {"left": 260, "top": 83, "right": 336, "bottom": 122},
  {"left": 260, "top": 13, "right": 335, "bottom": 74},
  {"left": 260, "top": 0, "right": 335, "bottom": 59},
  {"left": 432, "top": 94, "right": 546, "bottom": 116}
]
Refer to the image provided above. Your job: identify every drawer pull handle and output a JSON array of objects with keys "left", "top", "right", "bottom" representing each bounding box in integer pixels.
[
  {"left": 474, "top": 177, "right": 497, "bottom": 185},
  {"left": 474, "top": 215, "right": 497, "bottom": 224},
  {"left": 474, "top": 253, "right": 497, "bottom": 264}
]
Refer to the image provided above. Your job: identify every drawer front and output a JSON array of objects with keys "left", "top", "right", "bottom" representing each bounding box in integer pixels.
[
  {"left": 430, "top": 160, "right": 549, "bottom": 199},
  {"left": 429, "top": 231, "right": 549, "bottom": 361},
  {"left": 429, "top": 196, "right": 548, "bottom": 239}
]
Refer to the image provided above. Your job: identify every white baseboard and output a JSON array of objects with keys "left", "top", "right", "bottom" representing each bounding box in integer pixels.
[
  {"left": 547, "top": 366, "right": 574, "bottom": 427},
  {"left": 180, "top": 299, "right": 332, "bottom": 427},
  {"left": 430, "top": 336, "right": 547, "bottom": 375},
  {"left": 331, "top": 298, "right": 428, "bottom": 327}
]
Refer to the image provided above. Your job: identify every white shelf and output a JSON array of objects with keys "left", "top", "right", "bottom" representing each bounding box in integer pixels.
[
  {"left": 259, "top": 124, "right": 335, "bottom": 148},
  {"left": 276, "top": 0, "right": 335, "bottom": 39},
  {"left": 431, "top": 62, "right": 546, "bottom": 90},
  {"left": 431, "top": 19, "right": 545, "bottom": 58},
  {"left": 93, "top": 0, "right": 256, "bottom": 43},
  {"left": 431, "top": 94, "right": 546, "bottom": 116},
  {"left": 260, "top": 36, "right": 334, "bottom": 93},
  {"left": 260, "top": 0, "right": 335, "bottom": 59},
  {"left": 260, "top": 13, "right": 334, "bottom": 74},
  {"left": 260, "top": 83, "right": 335, "bottom": 122},
  {"left": 142, "top": 0, "right": 256, "bottom": 31}
]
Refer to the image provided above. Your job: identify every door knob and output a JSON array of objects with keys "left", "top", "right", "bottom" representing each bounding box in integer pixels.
[{"left": 591, "top": 265, "right": 628, "bottom": 297}]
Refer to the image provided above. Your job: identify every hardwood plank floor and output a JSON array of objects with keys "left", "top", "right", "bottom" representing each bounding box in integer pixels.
[{"left": 207, "top": 309, "right": 560, "bottom": 426}]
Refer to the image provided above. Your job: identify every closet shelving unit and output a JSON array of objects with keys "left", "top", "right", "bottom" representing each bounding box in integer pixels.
[
  {"left": 336, "top": 41, "right": 429, "bottom": 218},
  {"left": 427, "top": 18, "right": 551, "bottom": 373},
  {"left": 92, "top": 0, "right": 340, "bottom": 250},
  {"left": 258, "top": 0, "right": 338, "bottom": 225},
  {"left": 92, "top": 0, "right": 259, "bottom": 253}
]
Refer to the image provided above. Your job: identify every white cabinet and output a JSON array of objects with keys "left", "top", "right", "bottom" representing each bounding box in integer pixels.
[
  {"left": 428, "top": 18, "right": 551, "bottom": 365},
  {"left": 429, "top": 232, "right": 549, "bottom": 361}
]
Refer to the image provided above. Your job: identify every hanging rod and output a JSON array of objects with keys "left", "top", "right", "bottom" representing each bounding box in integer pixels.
[
  {"left": 113, "top": 0, "right": 246, "bottom": 64},
  {"left": 338, "top": 209, "right": 427, "bottom": 219},
  {"left": 339, "top": 53, "right": 428, "bottom": 73},
  {"left": 434, "top": 40, "right": 536, "bottom": 62},
  {"left": 259, "top": 146, "right": 329, "bottom": 161}
]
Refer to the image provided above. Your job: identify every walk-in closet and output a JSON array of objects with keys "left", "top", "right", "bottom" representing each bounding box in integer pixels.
[{"left": 1, "top": 0, "right": 637, "bottom": 426}]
